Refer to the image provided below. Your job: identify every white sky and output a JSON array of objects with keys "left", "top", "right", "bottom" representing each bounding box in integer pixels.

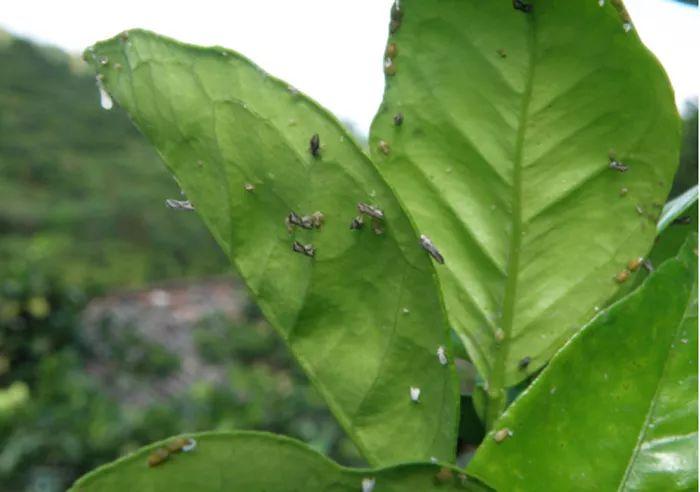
[{"left": 1, "top": 0, "right": 697, "bottom": 134}]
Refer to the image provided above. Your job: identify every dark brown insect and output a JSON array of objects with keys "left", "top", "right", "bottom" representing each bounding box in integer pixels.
[
  {"left": 512, "top": 0, "right": 533, "bottom": 13},
  {"left": 350, "top": 216, "right": 364, "bottom": 230},
  {"left": 386, "top": 42, "right": 398, "bottom": 59},
  {"left": 609, "top": 159, "right": 629, "bottom": 172},
  {"left": 420, "top": 234, "right": 445, "bottom": 264},
  {"left": 309, "top": 133, "right": 320, "bottom": 157},
  {"left": 357, "top": 202, "right": 384, "bottom": 220},
  {"left": 165, "top": 199, "right": 195, "bottom": 211},
  {"left": 518, "top": 356, "right": 531, "bottom": 370},
  {"left": 390, "top": 1, "right": 403, "bottom": 21},
  {"left": 286, "top": 211, "right": 313, "bottom": 231},
  {"left": 393, "top": 112, "right": 404, "bottom": 126},
  {"left": 292, "top": 240, "right": 315, "bottom": 257},
  {"left": 673, "top": 216, "right": 691, "bottom": 225}
]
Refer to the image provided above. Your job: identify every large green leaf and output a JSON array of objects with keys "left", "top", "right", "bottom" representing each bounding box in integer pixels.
[
  {"left": 468, "top": 238, "right": 698, "bottom": 491},
  {"left": 84, "top": 30, "right": 459, "bottom": 465},
  {"left": 370, "top": 0, "right": 681, "bottom": 401},
  {"left": 71, "top": 432, "right": 486, "bottom": 491}
]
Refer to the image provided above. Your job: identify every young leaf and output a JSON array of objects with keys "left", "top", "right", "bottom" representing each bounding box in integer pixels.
[
  {"left": 84, "top": 30, "right": 459, "bottom": 465},
  {"left": 657, "top": 185, "right": 698, "bottom": 233},
  {"left": 70, "top": 432, "right": 487, "bottom": 491},
  {"left": 370, "top": 0, "right": 681, "bottom": 397},
  {"left": 468, "top": 239, "right": 698, "bottom": 491}
]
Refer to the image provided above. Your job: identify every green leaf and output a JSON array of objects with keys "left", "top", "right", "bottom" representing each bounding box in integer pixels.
[
  {"left": 71, "top": 432, "right": 486, "bottom": 491},
  {"left": 658, "top": 185, "right": 698, "bottom": 233},
  {"left": 84, "top": 30, "right": 459, "bottom": 465},
  {"left": 468, "top": 238, "right": 698, "bottom": 491},
  {"left": 369, "top": 0, "right": 681, "bottom": 396}
]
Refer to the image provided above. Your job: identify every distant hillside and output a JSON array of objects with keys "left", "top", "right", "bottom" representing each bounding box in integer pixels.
[{"left": 0, "top": 34, "right": 228, "bottom": 286}]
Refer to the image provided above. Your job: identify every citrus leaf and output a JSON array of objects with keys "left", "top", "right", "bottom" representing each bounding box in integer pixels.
[
  {"left": 84, "top": 29, "right": 459, "bottom": 465},
  {"left": 71, "top": 432, "right": 487, "bottom": 491},
  {"left": 369, "top": 0, "right": 681, "bottom": 396},
  {"left": 468, "top": 238, "right": 698, "bottom": 491}
]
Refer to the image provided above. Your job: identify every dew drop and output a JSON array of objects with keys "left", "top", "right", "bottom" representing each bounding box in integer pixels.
[{"left": 402, "top": 307, "right": 410, "bottom": 315}]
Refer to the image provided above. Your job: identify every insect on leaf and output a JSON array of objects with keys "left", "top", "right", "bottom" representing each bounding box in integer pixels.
[
  {"left": 83, "top": 29, "right": 459, "bottom": 466},
  {"left": 70, "top": 432, "right": 488, "bottom": 491},
  {"left": 370, "top": 0, "right": 681, "bottom": 392},
  {"left": 468, "top": 236, "right": 698, "bottom": 491}
]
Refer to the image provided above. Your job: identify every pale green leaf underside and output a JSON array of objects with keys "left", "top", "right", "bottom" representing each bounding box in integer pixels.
[
  {"left": 71, "top": 432, "right": 486, "bottom": 491},
  {"left": 370, "top": 0, "right": 680, "bottom": 387},
  {"left": 468, "top": 239, "right": 698, "bottom": 491},
  {"left": 85, "top": 30, "right": 458, "bottom": 465},
  {"left": 658, "top": 185, "right": 698, "bottom": 233}
]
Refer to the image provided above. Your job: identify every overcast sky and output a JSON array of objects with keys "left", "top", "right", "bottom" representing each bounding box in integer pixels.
[{"left": 1, "top": 0, "right": 697, "bottom": 134}]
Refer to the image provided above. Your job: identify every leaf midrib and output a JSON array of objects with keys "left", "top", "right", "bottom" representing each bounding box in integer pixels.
[{"left": 490, "top": 14, "right": 538, "bottom": 404}]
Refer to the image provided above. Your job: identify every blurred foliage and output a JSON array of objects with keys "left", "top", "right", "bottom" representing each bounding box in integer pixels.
[
  {"left": 0, "top": 267, "right": 362, "bottom": 491},
  {"left": 0, "top": 34, "right": 228, "bottom": 287},
  {"left": 670, "top": 99, "right": 698, "bottom": 198}
]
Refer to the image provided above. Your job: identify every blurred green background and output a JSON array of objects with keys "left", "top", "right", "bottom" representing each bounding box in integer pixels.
[
  {"left": 0, "top": 32, "right": 364, "bottom": 492},
  {"left": 0, "top": 28, "right": 696, "bottom": 492}
]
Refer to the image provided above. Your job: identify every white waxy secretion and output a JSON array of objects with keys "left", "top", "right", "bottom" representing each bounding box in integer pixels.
[
  {"left": 410, "top": 386, "right": 421, "bottom": 402},
  {"left": 437, "top": 346, "right": 447, "bottom": 366},
  {"left": 361, "top": 477, "right": 376, "bottom": 492},
  {"left": 96, "top": 76, "right": 113, "bottom": 110},
  {"left": 182, "top": 438, "right": 197, "bottom": 452}
]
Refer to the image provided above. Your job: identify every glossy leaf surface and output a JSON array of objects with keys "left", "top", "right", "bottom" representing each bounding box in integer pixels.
[
  {"left": 84, "top": 30, "right": 459, "bottom": 465},
  {"left": 71, "top": 432, "right": 486, "bottom": 491},
  {"left": 370, "top": 0, "right": 681, "bottom": 390},
  {"left": 468, "top": 239, "right": 698, "bottom": 491}
]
